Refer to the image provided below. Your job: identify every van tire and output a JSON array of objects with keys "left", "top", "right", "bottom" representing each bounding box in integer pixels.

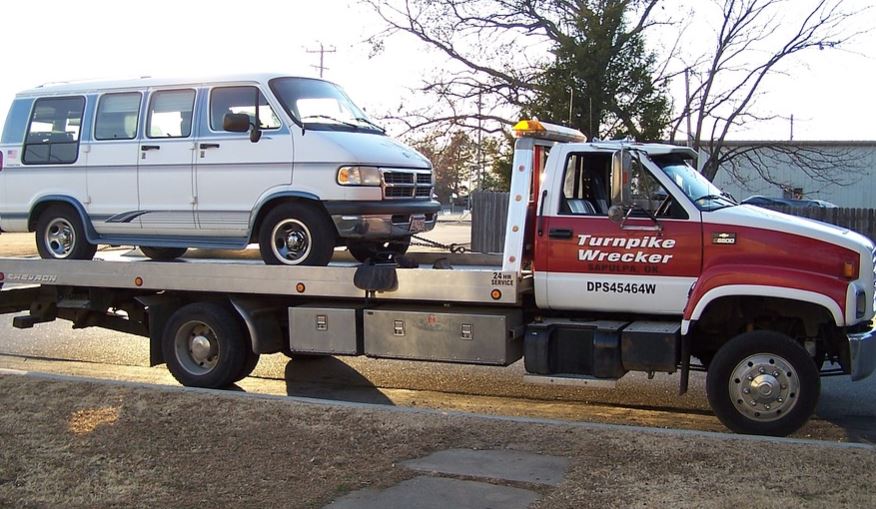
[
  {"left": 140, "top": 246, "right": 188, "bottom": 261},
  {"left": 35, "top": 205, "right": 97, "bottom": 260},
  {"left": 348, "top": 238, "right": 410, "bottom": 263},
  {"left": 258, "top": 203, "right": 335, "bottom": 266}
]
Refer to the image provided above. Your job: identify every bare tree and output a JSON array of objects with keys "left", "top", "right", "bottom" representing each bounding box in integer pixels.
[
  {"left": 364, "top": 0, "right": 669, "bottom": 138},
  {"left": 668, "top": 0, "right": 868, "bottom": 184}
]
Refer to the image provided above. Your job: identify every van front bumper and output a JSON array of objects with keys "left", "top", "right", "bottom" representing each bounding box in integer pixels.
[
  {"left": 324, "top": 200, "right": 440, "bottom": 240},
  {"left": 848, "top": 325, "right": 876, "bottom": 381}
]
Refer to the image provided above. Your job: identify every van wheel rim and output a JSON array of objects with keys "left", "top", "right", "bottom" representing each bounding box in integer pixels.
[
  {"left": 44, "top": 218, "right": 76, "bottom": 258},
  {"left": 174, "top": 321, "right": 219, "bottom": 375},
  {"left": 271, "top": 219, "right": 312, "bottom": 264},
  {"left": 729, "top": 353, "right": 799, "bottom": 422}
]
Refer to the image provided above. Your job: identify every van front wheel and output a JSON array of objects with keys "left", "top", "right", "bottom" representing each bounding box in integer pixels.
[{"left": 258, "top": 204, "right": 335, "bottom": 266}]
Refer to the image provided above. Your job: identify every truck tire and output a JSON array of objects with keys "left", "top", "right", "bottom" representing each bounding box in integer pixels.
[
  {"left": 258, "top": 203, "right": 335, "bottom": 266},
  {"left": 35, "top": 205, "right": 97, "bottom": 260},
  {"left": 162, "top": 302, "right": 247, "bottom": 388},
  {"left": 347, "top": 238, "right": 410, "bottom": 263},
  {"left": 235, "top": 348, "right": 260, "bottom": 382},
  {"left": 706, "top": 331, "right": 819, "bottom": 436},
  {"left": 140, "top": 246, "right": 188, "bottom": 261}
]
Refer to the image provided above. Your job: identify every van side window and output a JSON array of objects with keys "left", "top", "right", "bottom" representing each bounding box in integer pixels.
[
  {"left": 210, "top": 86, "right": 280, "bottom": 131},
  {"left": 146, "top": 90, "right": 195, "bottom": 138},
  {"left": 22, "top": 96, "right": 85, "bottom": 165},
  {"left": 559, "top": 152, "right": 611, "bottom": 216},
  {"left": 95, "top": 92, "right": 141, "bottom": 140}
]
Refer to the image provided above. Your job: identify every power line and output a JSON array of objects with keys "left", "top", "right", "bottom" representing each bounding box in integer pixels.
[{"left": 306, "top": 43, "right": 336, "bottom": 78}]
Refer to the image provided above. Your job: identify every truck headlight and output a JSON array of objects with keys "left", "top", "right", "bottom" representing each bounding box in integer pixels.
[{"left": 337, "top": 166, "right": 382, "bottom": 186}]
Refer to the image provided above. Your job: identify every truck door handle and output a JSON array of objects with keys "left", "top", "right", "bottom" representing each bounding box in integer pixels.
[
  {"left": 199, "top": 143, "right": 220, "bottom": 149},
  {"left": 548, "top": 228, "right": 573, "bottom": 239},
  {"left": 141, "top": 145, "right": 160, "bottom": 151}
]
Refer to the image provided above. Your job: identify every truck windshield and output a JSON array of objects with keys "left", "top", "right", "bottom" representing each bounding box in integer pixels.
[
  {"left": 651, "top": 155, "right": 736, "bottom": 211},
  {"left": 269, "top": 77, "right": 384, "bottom": 134}
]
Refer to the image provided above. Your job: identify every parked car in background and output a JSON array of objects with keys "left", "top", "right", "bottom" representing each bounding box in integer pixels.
[
  {"left": 741, "top": 195, "right": 838, "bottom": 209},
  {"left": 0, "top": 74, "right": 439, "bottom": 265}
]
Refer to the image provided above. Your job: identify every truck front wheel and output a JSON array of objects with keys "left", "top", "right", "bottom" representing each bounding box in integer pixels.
[
  {"left": 162, "top": 302, "right": 248, "bottom": 388},
  {"left": 258, "top": 203, "right": 335, "bottom": 266},
  {"left": 706, "top": 331, "right": 819, "bottom": 436}
]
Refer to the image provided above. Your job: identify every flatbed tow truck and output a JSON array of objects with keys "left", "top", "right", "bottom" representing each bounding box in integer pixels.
[{"left": 1, "top": 120, "right": 874, "bottom": 437}]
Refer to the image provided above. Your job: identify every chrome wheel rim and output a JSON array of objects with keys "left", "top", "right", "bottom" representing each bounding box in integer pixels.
[
  {"left": 174, "top": 320, "right": 219, "bottom": 375},
  {"left": 271, "top": 219, "right": 312, "bottom": 265},
  {"left": 44, "top": 218, "right": 76, "bottom": 258},
  {"left": 729, "top": 353, "right": 799, "bottom": 422}
]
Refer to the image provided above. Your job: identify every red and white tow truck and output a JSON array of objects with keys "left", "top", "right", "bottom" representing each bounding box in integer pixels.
[{"left": 1, "top": 120, "right": 873, "bottom": 436}]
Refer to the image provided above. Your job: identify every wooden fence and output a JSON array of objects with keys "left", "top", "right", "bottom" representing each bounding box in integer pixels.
[
  {"left": 471, "top": 191, "right": 509, "bottom": 253},
  {"left": 763, "top": 206, "right": 876, "bottom": 242},
  {"left": 470, "top": 191, "right": 876, "bottom": 253}
]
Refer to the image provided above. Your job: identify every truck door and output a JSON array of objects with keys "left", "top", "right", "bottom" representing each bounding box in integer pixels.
[
  {"left": 137, "top": 89, "right": 197, "bottom": 234},
  {"left": 194, "top": 85, "right": 292, "bottom": 236},
  {"left": 536, "top": 149, "right": 702, "bottom": 314}
]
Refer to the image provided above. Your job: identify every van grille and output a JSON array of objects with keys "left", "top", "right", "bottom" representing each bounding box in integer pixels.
[{"left": 381, "top": 168, "right": 433, "bottom": 200}]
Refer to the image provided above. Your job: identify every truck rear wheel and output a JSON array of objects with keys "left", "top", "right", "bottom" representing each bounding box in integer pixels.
[
  {"left": 140, "top": 246, "right": 188, "bottom": 261},
  {"left": 162, "top": 302, "right": 247, "bottom": 388},
  {"left": 706, "top": 331, "right": 819, "bottom": 436},
  {"left": 235, "top": 348, "right": 260, "bottom": 382},
  {"left": 258, "top": 203, "right": 335, "bottom": 266},
  {"left": 35, "top": 205, "right": 97, "bottom": 260},
  {"left": 347, "top": 238, "right": 410, "bottom": 263}
]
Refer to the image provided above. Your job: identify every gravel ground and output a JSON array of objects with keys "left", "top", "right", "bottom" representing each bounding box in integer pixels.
[{"left": 1, "top": 374, "right": 874, "bottom": 508}]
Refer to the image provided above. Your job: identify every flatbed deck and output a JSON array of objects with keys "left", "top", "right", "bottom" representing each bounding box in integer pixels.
[{"left": 0, "top": 251, "right": 531, "bottom": 305}]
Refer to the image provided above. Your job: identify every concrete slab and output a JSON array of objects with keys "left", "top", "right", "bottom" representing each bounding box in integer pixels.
[
  {"left": 402, "top": 448, "right": 569, "bottom": 486},
  {"left": 324, "top": 476, "right": 539, "bottom": 509}
]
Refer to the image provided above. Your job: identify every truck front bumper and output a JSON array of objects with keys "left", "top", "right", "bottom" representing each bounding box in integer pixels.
[
  {"left": 848, "top": 325, "right": 876, "bottom": 381},
  {"left": 324, "top": 200, "right": 441, "bottom": 240}
]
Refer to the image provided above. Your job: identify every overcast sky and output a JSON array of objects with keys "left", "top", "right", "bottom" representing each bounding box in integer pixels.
[{"left": 1, "top": 0, "right": 873, "bottom": 141}]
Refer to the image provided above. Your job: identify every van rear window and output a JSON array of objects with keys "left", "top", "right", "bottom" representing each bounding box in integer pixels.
[
  {"left": 22, "top": 96, "right": 85, "bottom": 165},
  {"left": 95, "top": 92, "right": 141, "bottom": 140}
]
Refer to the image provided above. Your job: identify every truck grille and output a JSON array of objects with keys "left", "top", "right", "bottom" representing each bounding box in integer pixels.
[{"left": 381, "top": 168, "right": 433, "bottom": 200}]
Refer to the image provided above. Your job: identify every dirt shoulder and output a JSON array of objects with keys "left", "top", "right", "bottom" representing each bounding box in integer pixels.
[{"left": 1, "top": 374, "right": 873, "bottom": 509}]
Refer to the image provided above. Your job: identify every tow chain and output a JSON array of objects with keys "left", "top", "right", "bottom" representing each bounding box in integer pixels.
[{"left": 410, "top": 234, "right": 469, "bottom": 254}]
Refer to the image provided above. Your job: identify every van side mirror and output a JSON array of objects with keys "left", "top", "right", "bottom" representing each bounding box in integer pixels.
[
  {"left": 223, "top": 113, "right": 250, "bottom": 132},
  {"left": 224, "top": 113, "right": 262, "bottom": 143},
  {"left": 611, "top": 150, "right": 633, "bottom": 208}
]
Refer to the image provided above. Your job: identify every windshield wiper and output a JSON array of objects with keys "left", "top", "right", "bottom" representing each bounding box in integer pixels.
[
  {"left": 354, "top": 116, "right": 386, "bottom": 133},
  {"left": 300, "top": 115, "right": 359, "bottom": 129},
  {"left": 693, "top": 192, "right": 737, "bottom": 207}
]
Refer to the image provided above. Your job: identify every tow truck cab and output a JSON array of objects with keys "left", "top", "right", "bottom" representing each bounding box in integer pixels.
[{"left": 510, "top": 120, "right": 875, "bottom": 434}]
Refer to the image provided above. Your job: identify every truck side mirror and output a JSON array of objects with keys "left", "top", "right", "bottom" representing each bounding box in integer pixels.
[
  {"left": 223, "top": 113, "right": 250, "bottom": 132},
  {"left": 610, "top": 150, "right": 633, "bottom": 208}
]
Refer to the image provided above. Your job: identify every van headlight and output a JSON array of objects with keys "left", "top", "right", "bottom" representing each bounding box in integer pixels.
[{"left": 337, "top": 166, "right": 382, "bottom": 186}]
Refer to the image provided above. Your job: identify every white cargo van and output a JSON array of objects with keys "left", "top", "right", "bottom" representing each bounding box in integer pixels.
[{"left": 0, "top": 74, "right": 438, "bottom": 265}]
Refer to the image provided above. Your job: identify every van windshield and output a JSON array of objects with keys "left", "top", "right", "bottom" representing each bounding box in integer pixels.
[{"left": 269, "top": 78, "right": 383, "bottom": 134}]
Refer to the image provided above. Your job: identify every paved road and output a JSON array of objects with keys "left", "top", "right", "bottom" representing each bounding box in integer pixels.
[{"left": 1, "top": 315, "right": 873, "bottom": 442}]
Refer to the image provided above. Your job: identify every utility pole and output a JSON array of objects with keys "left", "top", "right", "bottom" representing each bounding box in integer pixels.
[
  {"left": 685, "top": 68, "right": 693, "bottom": 147},
  {"left": 477, "top": 92, "right": 483, "bottom": 190},
  {"left": 790, "top": 114, "right": 794, "bottom": 141},
  {"left": 306, "top": 43, "right": 336, "bottom": 78},
  {"left": 567, "top": 87, "right": 574, "bottom": 125}
]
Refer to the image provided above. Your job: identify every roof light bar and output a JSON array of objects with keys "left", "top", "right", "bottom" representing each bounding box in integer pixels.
[{"left": 512, "top": 119, "right": 587, "bottom": 143}]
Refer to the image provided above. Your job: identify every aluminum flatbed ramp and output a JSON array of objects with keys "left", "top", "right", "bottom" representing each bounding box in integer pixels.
[{"left": 0, "top": 256, "right": 529, "bottom": 305}]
